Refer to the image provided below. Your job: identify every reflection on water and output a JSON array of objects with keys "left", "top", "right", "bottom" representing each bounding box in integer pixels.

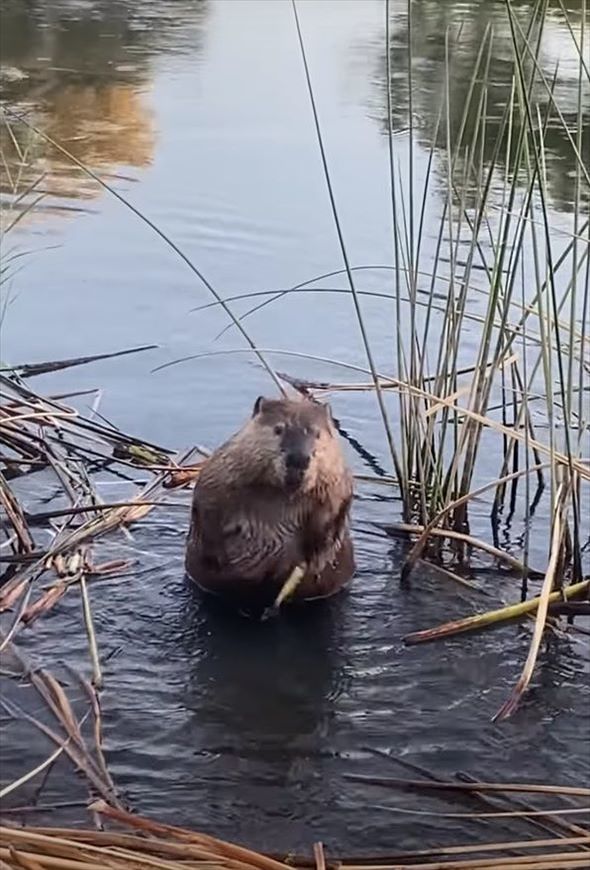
[
  {"left": 1, "top": 0, "right": 586, "bottom": 221},
  {"left": 0, "top": 0, "right": 209, "bottom": 220},
  {"left": 1, "top": 82, "right": 154, "bottom": 201},
  {"left": 370, "top": 0, "right": 589, "bottom": 210},
  {"left": 181, "top": 591, "right": 346, "bottom": 760}
]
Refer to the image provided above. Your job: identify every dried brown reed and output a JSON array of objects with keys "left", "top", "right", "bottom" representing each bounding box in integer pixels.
[{"left": 2, "top": 788, "right": 590, "bottom": 870}]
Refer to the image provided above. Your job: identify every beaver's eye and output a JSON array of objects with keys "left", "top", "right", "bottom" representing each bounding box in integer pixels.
[
  {"left": 274, "top": 423, "right": 285, "bottom": 435},
  {"left": 314, "top": 428, "right": 321, "bottom": 439}
]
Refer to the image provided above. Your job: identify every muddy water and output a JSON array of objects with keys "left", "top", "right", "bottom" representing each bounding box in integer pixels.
[{"left": 1, "top": 0, "right": 589, "bottom": 854}]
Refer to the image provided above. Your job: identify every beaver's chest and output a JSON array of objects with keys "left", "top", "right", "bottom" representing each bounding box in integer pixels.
[{"left": 185, "top": 485, "right": 354, "bottom": 611}]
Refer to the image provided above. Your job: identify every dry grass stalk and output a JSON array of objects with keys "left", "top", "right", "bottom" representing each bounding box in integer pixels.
[
  {"left": 90, "top": 800, "right": 292, "bottom": 870},
  {"left": 79, "top": 574, "right": 102, "bottom": 689},
  {"left": 0, "top": 644, "right": 122, "bottom": 809},
  {"left": 400, "top": 462, "right": 548, "bottom": 582},
  {"left": 0, "top": 476, "right": 34, "bottom": 555},
  {"left": 1, "top": 808, "right": 590, "bottom": 870},
  {"left": 388, "top": 523, "right": 544, "bottom": 577},
  {"left": 0, "top": 742, "right": 70, "bottom": 801}
]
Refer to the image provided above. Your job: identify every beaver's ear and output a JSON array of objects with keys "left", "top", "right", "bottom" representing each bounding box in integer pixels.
[{"left": 252, "top": 396, "right": 265, "bottom": 417}]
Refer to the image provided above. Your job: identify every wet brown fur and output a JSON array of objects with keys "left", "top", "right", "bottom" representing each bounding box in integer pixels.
[{"left": 185, "top": 396, "right": 355, "bottom": 611}]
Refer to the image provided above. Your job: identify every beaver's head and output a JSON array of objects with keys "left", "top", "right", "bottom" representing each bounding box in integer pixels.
[{"left": 249, "top": 396, "right": 336, "bottom": 492}]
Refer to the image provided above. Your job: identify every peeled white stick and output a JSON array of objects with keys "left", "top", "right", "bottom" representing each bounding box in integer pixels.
[
  {"left": 274, "top": 564, "right": 305, "bottom": 607},
  {"left": 261, "top": 564, "right": 306, "bottom": 620}
]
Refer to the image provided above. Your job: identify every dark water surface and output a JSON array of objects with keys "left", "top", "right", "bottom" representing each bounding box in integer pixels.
[{"left": 1, "top": 0, "right": 589, "bottom": 854}]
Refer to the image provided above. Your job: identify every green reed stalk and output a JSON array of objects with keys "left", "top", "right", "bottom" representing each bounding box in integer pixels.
[
  {"left": 291, "top": 0, "right": 404, "bottom": 485},
  {"left": 385, "top": 0, "right": 409, "bottom": 498}
]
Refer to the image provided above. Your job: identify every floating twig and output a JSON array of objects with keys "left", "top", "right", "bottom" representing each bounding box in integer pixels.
[{"left": 0, "top": 345, "right": 158, "bottom": 379}]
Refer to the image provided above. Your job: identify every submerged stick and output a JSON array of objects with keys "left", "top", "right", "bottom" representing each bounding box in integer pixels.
[
  {"left": 456, "top": 771, "right": 590, "bottom": 842},
  {"left": 363, "top": 750, "right": 589, "bottom": 841},
  {"left": 403, "top": 579, "right": 589, "bottom": 646}
]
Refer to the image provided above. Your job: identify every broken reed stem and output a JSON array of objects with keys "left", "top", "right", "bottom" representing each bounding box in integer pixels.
[
  {"left": 313, "top": 843, "right": 327, "bottom": 870},
  {"left": 275, "top": 837, "right": 590, "bottom": 863},
  {"left": 0, "top": 476, "right": 34, "bottom": 554},
  {"left": 1, "top": 345, "right": 158, "bottom": 379},
  {"left": 4, "top": 829, "right": 586, "bottom": 862},
  {"left": 90, "top": 800, "right": 293, "bottom": 870},
  {"left": 0, "top": 645, "right": 122, "bottom": 809},
  {"left": 79, "top": 576, "right": 102, "bottom": 690},
  {"left": 0, "top": 740, "right": 69, "bottom": 801},
  {"left": 403, "top": 579, "right": 590, "bottom": 645},
  {"left": 364, "top": 751, "right": 590, "bottom": 842},
  {"left": 493, "top": 483, "right": 567, "bottom": 721},
  {"left": 72, "top": 672, "right": 118, "bottom": 799},
  {"left": 401, "top": 462, "right": 548, "bottom": 581},
  {"left": 389, "top": 522, "right": 543, "bottom": 576},
  {"left": 24, "top": 500, "right": 187, "bottom": 524},
  {"left": 372, "top": 805, "right": 590, "bottom": 820},
  {"left": 455, "top": 770, "right": 590, "bottom": 841}
]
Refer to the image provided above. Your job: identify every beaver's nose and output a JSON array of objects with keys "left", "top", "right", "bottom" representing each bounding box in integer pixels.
[{"left": 286, "top": 450, "right": 310, "bottom": 471}]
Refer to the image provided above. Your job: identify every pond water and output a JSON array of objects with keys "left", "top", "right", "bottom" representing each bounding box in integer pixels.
[{"left": 1, "top": 0, "right": 589, "bottom": 855}]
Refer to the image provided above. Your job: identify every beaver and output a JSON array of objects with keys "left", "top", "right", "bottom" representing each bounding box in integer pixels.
[{"left": 185, "top": 395, "right": 355, "bottom": 614}]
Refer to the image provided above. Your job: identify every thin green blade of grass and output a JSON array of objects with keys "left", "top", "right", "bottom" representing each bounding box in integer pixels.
[{"left": 290, "top": 0, "right": 404, "bottom": 488}]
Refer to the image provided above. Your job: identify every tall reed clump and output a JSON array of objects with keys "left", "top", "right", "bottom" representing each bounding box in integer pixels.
[
  {"left": 267, "top": 1, "right": 589, "bottom": 712},
  {"left": 375, "top": 0, "right": 589, "bottom": 590},
  {"left": 206, "top": 0, "right": 589, "bottom": 594}
]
